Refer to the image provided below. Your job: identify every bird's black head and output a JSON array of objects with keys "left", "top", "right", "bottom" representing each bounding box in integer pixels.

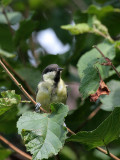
[
  {"left": 42, "top": 64, "right": 63, "bottom": 85},
  {"left": 42, "top": 64, "right": 63, "bottom": 75}
]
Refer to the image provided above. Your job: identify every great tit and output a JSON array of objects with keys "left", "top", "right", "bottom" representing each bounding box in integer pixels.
[{"left": 35, "top": 64, "right": 67, "bottom": 112}]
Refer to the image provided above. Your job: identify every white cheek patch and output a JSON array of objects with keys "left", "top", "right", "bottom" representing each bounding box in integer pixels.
[{"left": 43, "top": 71, "right": 56, "bottom": 81}]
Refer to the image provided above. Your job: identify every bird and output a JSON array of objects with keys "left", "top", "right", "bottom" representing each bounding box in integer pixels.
[{"left": 35, "top": 64, "right": 67, "bottom": 112}]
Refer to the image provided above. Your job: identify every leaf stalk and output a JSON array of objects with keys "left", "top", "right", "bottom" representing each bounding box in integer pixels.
[{"left": 93, "top": 45, "right": 120, "bottom": 79}]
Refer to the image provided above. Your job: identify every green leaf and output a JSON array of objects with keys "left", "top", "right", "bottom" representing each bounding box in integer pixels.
[
  {"left": 100, "top": 80, "right": 120, "bottom": 111},
  {"left": 0, "top": 147, "right": 12, "bottom": 160},
  {"left": 0, "top": 107, "right": 18, "bottom": 134},
  {"left": 14, "top": 19, "right": 38, "bottom": 46},
  {"left": 0, "top": 90, "right": 21, "bottom": 116},
  {"left": 67, "top": 107, "right": 120, "bottom": 149},
  {"left": 61, "top": 23, "right": 91, "bottom": 35},
  {"left": 15, "top": 67, "right": 41, "bottom": 91},
  {"left": 17, "top": 103, "right": 69, "bottom": 160},
  {"left": 0, "top": 48, "right": 15, "bottom": 58},
  {"left": 88, "top": 16, "right": 111, "bottom": 40},
  {"left": 2, "top": 0, "right": 12, "bottom": 6},
  {"left": 77, "top": 41, "right": 115, "bottom": 99},
  {"left": 109, "top": 66, "right": 120, "bottom": 77},
  {"left": 61, "top": 16, "right": 111, "bottom": 40},
  {"left": 87, "top": 5, "right": 120, "bottom": 37},
  {"left": 60, "top": 146, "right": 77, "bottom": 160},
  {"left": 0, "top": 12, "right": 22, "bottom": 25},
  {"left": 0, "top": 24, "right": 14, "bottom": 52}
]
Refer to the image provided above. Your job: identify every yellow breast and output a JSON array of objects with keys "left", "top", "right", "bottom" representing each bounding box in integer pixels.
[{"left": 36, "top": 79, "right": 67, "bottom": 112}]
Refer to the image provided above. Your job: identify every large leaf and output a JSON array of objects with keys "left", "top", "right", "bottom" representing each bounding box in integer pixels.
[
  {"left": 2, "top": 0, "right": 12, "bottom": 6},
  {"left": 109, "top": 66, "right": 120, "bottom": 77},
  {"left": 14, "top": 19, "right": 38, "bottom": 45},
  {"left": 15, "top": 67, "right": 41, "bottom": 91},
  {"left": 0, "top": 24, "right": 14, "bottom": 52},
  {"left": 0, "top": 107, "right": 18, "bottom": 134},
  {"left": 68, "top": 107, "right": 120, "bottom": 149},
  {"left": 77, "top": 42, "right": 115, "bottom": 99},
  {"left": 61, "top": 15, "right": 111, "bottom": 41},
  {"left": 0, "top": 48, "right": 15, "bottom": 58},
  {"left": 61, "top": 23, "right": 91, "bottom": 35},
  {"left": 17, "top": 103, "right": 69, "bottom": 160},
  {"left": 60, "top": 146, "right": 77, "bottom": 160},
  {"left": 100, "top": 80, "right": 120, "bottom": 111},
  {"left": 0, "top": 90, "right": 21, "bottom": 116},
  {"left": 0, "top": 147, "right": 12, "bottom": 160},
  {"left": 87, "top": 5, "right": 120, "bottom": 37}
]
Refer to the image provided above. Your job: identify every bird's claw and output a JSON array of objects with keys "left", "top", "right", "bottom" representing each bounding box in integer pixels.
[{"left": 35, "top": 103, "right": 41, "bottom": 112}]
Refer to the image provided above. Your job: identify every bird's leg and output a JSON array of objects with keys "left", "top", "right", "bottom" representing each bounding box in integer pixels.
[{"left": 35, "top": 103, "right": 41, "bottom": 112}]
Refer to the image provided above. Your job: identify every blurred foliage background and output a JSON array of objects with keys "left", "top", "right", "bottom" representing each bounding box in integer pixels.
[{"left": 0, "top": 0, "right": 120, "bottom": 159}]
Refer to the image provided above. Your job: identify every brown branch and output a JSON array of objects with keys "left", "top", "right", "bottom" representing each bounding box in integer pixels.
[
  {"left": 0, "top": 134, "right": 32, "bottom": 160},
  {"left": 93, "top": 45, "right": 120, "bottom": 79},
  {"left": 75, "top": 105, "right": 101, "bottom": 132},
  {"left": 0, "top": 59, "right": 119, "bottom": 160},
  {"left": 30, "top": 36, "right": 39, "bottom": 66},
  {"left": 1, "top": 57, "right": 35, "bottom": 98},
  {"left": 2, "top": 7, "right": 14, "bottom": 35},
  {"left": 0, "top": 59, "right": 46, "bottom": 113},
  {"left": 97, "top": 147, "right": 120, "bottom": 160}
]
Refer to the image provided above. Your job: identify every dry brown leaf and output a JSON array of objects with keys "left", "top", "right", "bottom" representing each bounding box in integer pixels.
[{"left": 90, "top": 80, "right": 110, "bottom": 102}]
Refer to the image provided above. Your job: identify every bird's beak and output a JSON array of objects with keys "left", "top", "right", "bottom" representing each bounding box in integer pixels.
[{"left": 58, "top": 67, "right": 64, "bottom": 71}]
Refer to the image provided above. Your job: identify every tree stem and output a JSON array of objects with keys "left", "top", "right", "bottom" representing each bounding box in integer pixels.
[
  {"left": 97, "top": 147, "right": 120, "bottom": 160},
  {"left": 0, "top": 59, "right": 46, "bottom": 113},
  {"left": 76, "top": 105, "right": 101, "bottom": 132},
  {"left": 93, "top": 45, "right": 120, "bottom": 79},
  {"left": 2, "top": 7, "right": 14, "bottom": 35},
  {"left": 0, "top": 135, "right": 32, "bottom": 160},
  {"left": 0, "top": 57, "right": 36, "bottom": 98}
]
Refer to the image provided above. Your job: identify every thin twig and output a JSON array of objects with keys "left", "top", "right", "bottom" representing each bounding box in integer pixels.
[
  {"left": 93, "top": 45, "right": 120, "bottom": 79},
  {"left": 30, "top": 36, "right": 39, "bottom": 66},
  {"left": 93, "top": 28, "right": 113, "bottom": 43},
  {"left": 2, "top": 7, "right": 14, "bottom": 35},
  {"left": 0, "top": 59, "right": 46, "bottom": 113},
  {"left": 1, "top": 57, "right": 35, "bottom": 98},
  {"left": 66, "top": 127, "right": 76, "bottom": 135},
  {"left": 0, "top": 59, "right": 119, "bottom": 160},
  {"left": 2, "top": 5, "right": 28, "bottom": 65},
  {"left": 93, "top": 45, "right": 106, "bottom": 58},
  {"left": 111, "top": 64, "right": 120, "bottom": 78},
  {"left": 0, "top": 135, "right": 32, "bottom": 160},
  {"left": 75, "top": 106, "right": 101, "bottom": 132},
  {"left": 97, "top": 147, "right": 120, "bottom": 160}
]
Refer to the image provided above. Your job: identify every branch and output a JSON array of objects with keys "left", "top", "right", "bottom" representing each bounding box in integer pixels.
[
  {"left": 75, "top": 105, "right": 101, "bottom": 132},
  {"left": 0, "top": 134, "right": 32, "bottom": 160},
  {"left": 1, "top": 57, "right": 35, "bottom": 98},
  {"left": 0, "top": 59, "right": 46, "bottom": 113},
  {"left": 30, "top": 36, "right": 39, "bottom": 66},
  {"left": 93, "top": 28, "right": 113, "bottom": 43},
  {"left": 2, "top": 7, "right": 14, "bottom": 35},
  {"left": 93, "top": 45, "right": 120, "bottom": 79},
  {"left": 0, "top": 59, "right": 119, "bottom": 160},
  {"left": 97, "top": 147, "right": 120, "bottom": 160}
]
